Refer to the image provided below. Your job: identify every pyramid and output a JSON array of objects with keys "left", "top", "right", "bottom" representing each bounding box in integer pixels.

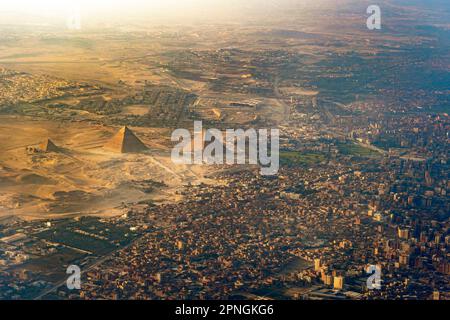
[
  {"left": 104, "top": 126, "right": 147, "bottom": 153},
  {"left": 39, "top": 139, "right": 59, "bottom": 152}
]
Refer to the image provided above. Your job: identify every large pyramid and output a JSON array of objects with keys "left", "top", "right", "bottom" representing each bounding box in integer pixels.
[
  {"left": 39, "top": 139, "right": 59, "bottom": 152},
  {"left": 104, "top": 126, "right": 147, "bottom": 153}
]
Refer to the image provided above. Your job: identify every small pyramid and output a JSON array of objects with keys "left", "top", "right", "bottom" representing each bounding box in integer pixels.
[
  {"left": 104, "top": 126, "right": 147, "bottom": 153},
  {"left": 39, "top": 139, "right": 59, "bottom": 152}
]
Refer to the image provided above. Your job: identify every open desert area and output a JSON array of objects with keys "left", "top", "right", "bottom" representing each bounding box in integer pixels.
[{"left": 0, "top": 115, "right": 212, "bottom": 220}]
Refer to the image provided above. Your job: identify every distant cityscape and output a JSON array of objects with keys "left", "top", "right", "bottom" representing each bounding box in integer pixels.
[{"left": 0, "top": 0, "right": 448, "bottom": 301}]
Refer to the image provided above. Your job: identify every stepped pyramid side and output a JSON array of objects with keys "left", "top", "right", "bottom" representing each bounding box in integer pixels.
[
  {"left": 104, "top": 127, "right": 147, "bottom": 153},
  {"left": 39, "top": 139, "right": 59, "bottom": 152}
]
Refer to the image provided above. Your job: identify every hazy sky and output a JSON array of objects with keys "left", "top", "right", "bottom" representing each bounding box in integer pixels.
[
  {"left": 1, "top": 1, "right": 448, "bottom": 27},
  {"left": 0, "top": 0, "right": 323, "bottom": 26},
  {"left": 0, "top": 0, "right": 302, "bottom": 16}
]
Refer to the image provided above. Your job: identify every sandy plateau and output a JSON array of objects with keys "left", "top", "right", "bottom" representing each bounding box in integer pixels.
[{"left": 0, "top": 115, "right": 213, "bottom": 220}]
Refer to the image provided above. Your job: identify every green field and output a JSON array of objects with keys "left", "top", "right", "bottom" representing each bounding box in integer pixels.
[
  {"left": 11, "top": 247, "right": 85, "bottom": 284},
  {"left": 33, "top": 217, "right": 138, "bottom": 255},
  {"left": 280, "top": 151, "right": 326, "bottom": 167},
  {"left": 35, "top": 229, "right": 117, "bottom": 255},
  {"left": 337, "top": 142, "right": 380, "bottom": 157}
]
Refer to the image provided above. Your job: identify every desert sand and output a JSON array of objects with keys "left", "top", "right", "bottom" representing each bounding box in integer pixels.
[{"left": 0, "top": 115, "right": 212, "bottom": 220}]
